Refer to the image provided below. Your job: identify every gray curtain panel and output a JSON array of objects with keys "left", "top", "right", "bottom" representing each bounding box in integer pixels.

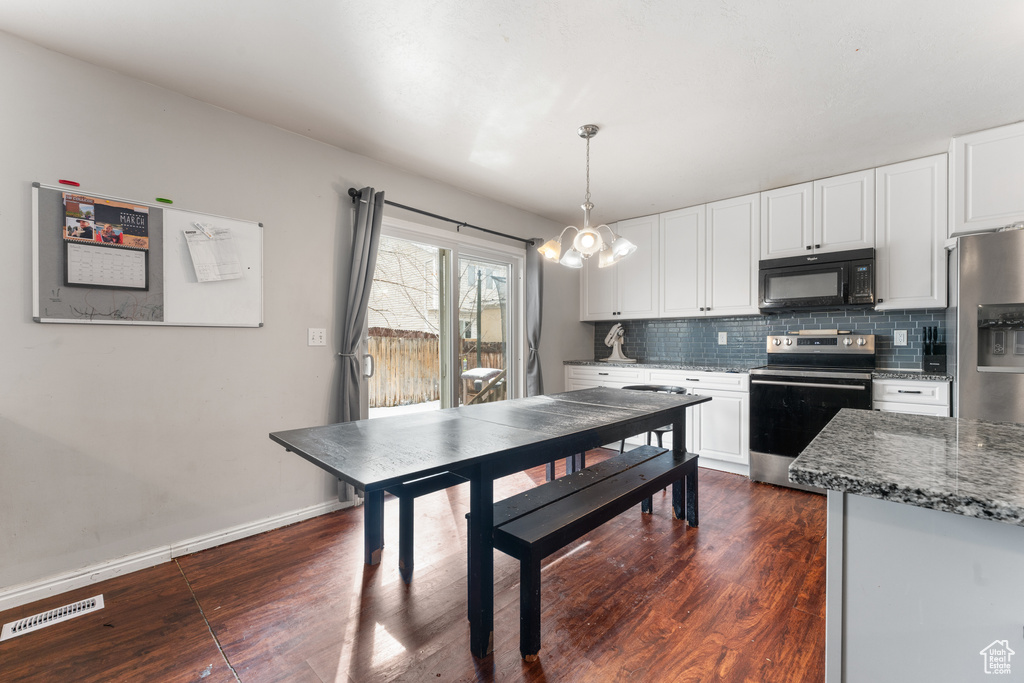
[
  {"left": 338, "top": 187, "right": 385, "bottom": 423},
  {"left": 525, "top": 239, "right": 544, "bottom": 396}
]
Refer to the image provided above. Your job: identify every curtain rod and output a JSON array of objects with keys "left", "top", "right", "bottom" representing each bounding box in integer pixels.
[{"left": 347, "top": 187, "right": 535, "bottom": 245}]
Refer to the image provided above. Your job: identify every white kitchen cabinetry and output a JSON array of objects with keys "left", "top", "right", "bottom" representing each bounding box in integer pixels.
[
  {"left": 564, "top": 365, "right": 643, "bottom": 391},
  {"left": 759, "top": 182, "right": 813, "bottom": 259},
  {"left": 661, "top": 195, "right": 760, "bottom": 318},
  {"left": 814, "top": 169, "right": 875, "bottom": 253},
  {"left": 949, "top": 120, "right": 1024, "bottom": 237},
  {"left": 580, "top": 215, "right": 659, "bottom": 321},
  {"left": 647, "top": 369, "right": 750, "bottom": 473},
  {"left": 872, "top": 378, "right": 950, "bottom": 416},
  {"left": 562, "top": 366, "right": 750, "bottom": 474},
  {"left": 659, "top": 205, "right": 705, "bottom": 317},
  {"left": 874, "top": 154, "right": 948, "bottom": 310},
  {"left": 760, "top": 170, "right": 875, "bottom": 259}
]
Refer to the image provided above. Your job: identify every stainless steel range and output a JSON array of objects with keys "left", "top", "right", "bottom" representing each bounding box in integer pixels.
[{"left": 749, "top": 332, "right": 876, "bottom": 492}]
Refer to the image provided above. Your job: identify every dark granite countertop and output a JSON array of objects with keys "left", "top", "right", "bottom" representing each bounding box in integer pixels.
[
  {"left": 563, "top": 360, "right": 750, "bottom": 373},
  {"left": 790, "top": 409, "right": 1024, "bottom": 527}
]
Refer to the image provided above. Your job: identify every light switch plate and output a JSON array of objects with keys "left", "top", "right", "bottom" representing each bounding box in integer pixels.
[
  {"left": 718, "top": 331, "right": 728, "bottom": 345},
  {"left": 308, "top": 328, "right": 326, "bottom": 346},
  {"left": 894, "top": 330, "right": 908, "bottom": 347}
]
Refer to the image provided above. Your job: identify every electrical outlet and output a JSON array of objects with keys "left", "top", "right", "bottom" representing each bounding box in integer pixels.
[
  {"left": 308, "top": 328, "right": 326, "bottom": 346},
  {"left": 894, "top": 329, "right": 908, "bottom": 347},
  {"left": 718, "top": 331, "right": 728, "bottom": 345}
]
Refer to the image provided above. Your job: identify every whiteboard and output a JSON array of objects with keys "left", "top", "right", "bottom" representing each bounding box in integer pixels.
[{"left": 32, "top": 183, "right": 263, "bottom": 327}]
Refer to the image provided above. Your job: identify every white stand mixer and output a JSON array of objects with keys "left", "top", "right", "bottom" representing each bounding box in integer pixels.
[{"left": 601, "top": 323, "right": 636, "bottom": 363}]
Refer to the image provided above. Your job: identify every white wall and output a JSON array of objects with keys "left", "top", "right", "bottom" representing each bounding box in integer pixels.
[{"left": 0, "top": 31, "right": 592, "bottom": 599}]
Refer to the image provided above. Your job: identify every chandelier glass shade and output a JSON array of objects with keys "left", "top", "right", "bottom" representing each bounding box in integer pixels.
[{"left": 537, "top": 124, "right": 636, "bottom": 269}]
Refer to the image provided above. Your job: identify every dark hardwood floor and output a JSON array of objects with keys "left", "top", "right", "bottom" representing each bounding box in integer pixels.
[{"left": 0, "top": 450, "right": 826, "bottom": 682}]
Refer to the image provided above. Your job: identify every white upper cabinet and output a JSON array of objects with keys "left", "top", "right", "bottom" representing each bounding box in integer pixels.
[
  {"left": 949, "top": 120, "right": 1024, "bottom": 236},
  {"left": 581, "top": 241, "right": 617, "bottom": 319},
  {"left": 661, "top": 194, "right": 760, "bottom": 318},
  {"left": 580, "top": 215, "right": 659, "bottom": 321},
  {"left": 760, "top": 170, "right": 875, "bottom": 259},
  {"left": 813, "top": 169, "right": 876, "bottom": 253},
  {"left": 706, "top": 194, "right": 760, "bottom": 315},
  {"left": 874, "top": 154, "right": 948, "bottom": 310},
  {"left": 659, "top": 205, "right": 706, "bottom": 318},
  {"left": 615, "top": 215, "right": 660, "bottom": 318},
  {"left": 760, "top": 182, "right": 813, "bottom": 259}
]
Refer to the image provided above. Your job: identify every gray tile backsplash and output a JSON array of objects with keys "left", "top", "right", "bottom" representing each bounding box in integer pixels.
[{"left": 592, "top": 309, "right": 947, "bottom": 370}]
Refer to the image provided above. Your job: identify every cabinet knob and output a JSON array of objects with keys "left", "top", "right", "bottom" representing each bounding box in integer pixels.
[
  {"left": 877, "top": 298, "right": 884, "bottom": 303},
  {"left": 805, "top": 245, "right": 812, "bottom": 250},
  {"left": 815, "top": 244, "right": 821, "bottom": 249}
]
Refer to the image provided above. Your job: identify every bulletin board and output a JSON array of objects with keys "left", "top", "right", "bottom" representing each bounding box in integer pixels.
[{"left": 32, "top": 183, "right": 263, "bottom": 326}]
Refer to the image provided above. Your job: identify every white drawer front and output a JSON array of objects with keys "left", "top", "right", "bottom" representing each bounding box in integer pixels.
[
  {"left": 565, "top": 365, "right": 644, "bottom": 387},
  {"left": 872, "top": 379, "right": 949, "bottom": 407},
  {"left": 874, "top": 402, "right": 950, "bottom": 417},
  {"left": 647, "top": 369, "right": 749, "bottom": 392}
]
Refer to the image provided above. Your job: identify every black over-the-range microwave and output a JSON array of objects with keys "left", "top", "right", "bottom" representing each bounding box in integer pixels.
[{"left": 758, "top": 248, "right": 875, "bottom": 311}]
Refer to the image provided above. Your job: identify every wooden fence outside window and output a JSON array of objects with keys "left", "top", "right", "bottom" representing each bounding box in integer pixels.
[{"left": 367, "top": 329, "right": 506, "bottom": 408}]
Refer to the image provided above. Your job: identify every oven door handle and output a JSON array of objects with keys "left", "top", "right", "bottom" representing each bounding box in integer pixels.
[{"left": 751, "top": 379, "right": 867, "bottom": 390}]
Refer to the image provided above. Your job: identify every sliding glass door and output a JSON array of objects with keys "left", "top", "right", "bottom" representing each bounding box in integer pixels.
[
  {"left": 456, "top": 255, "right": 512, "bottom": 406},
  {"left": 366, "top": 222, "right": 521, "bottom": 418}
]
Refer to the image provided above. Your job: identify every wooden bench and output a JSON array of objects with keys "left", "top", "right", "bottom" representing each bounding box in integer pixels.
[
  {"left": 384, "top": 471, "right": 468, "bottom": 583},
  {"left": 489, "top": 444, "right": 699, "bottom": 660}
]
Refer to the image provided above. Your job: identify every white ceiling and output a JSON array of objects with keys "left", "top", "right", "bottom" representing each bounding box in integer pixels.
[{"left": 3, "top": 1, "right": 1024, "bottom": 227}]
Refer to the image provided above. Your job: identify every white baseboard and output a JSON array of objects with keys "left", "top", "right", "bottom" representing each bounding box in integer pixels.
[
  {"left": 698, "top": 458, "right": 750, "bottom": 478},
  {"left": 0, "top": 498, "right": 353, "bottom": 613}
]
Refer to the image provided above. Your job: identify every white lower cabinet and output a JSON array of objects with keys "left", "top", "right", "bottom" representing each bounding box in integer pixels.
[
  {"left": 872, "top": 378, "right": 950, "bottom": 417},
  {"left": 564, "top": 365, "right": 643, "bottom": 390},
  {"left": 564, "top": 366, "right": 750, "bottom": 475},
  {"left": 649, "top": 370, "right": 750, "bottom": 473}
]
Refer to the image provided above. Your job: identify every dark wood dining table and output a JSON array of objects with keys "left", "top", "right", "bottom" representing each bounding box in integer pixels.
[{"left": 269, "top": 386, "right": 710, "bottom": 658}]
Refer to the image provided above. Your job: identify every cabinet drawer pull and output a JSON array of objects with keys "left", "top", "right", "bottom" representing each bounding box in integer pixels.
[
  {"left": 896, "top": 389, "right": 922, "bottom": 394},
  {"left": 598, "top": 372, "right": 609, "bottom": 376},
  {"left": 686, "top": 378, "right": 700, "bottom": 382}
]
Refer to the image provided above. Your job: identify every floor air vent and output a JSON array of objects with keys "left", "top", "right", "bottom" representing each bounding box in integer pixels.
[{"left": 1, "top": 595, "right": 105, "bottom": 642}]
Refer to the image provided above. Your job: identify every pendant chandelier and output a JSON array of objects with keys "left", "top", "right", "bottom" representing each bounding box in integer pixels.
[{"left": 537, "top": 124, "right": 637, "bottom": 269}]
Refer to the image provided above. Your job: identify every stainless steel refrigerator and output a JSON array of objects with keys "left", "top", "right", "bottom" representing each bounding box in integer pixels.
[{"left": 948, "top": 228, "right": 1024, "bottom": 422}]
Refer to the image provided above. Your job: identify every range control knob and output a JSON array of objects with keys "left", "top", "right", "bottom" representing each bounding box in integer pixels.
[
  {"left": 843, "top": 338, "right": 854, "bottom": 346},
  {"left": 773, "top": 337, "right": 782, "bottom": 346},
  {"left": 857, "top": 337, "right": 867, "bottom": 346},
  {"left": 784, "top": 338, "right": 793, "bottom": 346}
]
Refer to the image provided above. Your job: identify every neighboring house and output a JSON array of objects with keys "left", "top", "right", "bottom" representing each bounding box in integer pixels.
[
  {"left": 368, "top": 236, "right": 440, "bottom": 335},
  {"left": 368, "top": 235, "right": 508, "bottom": 345}
]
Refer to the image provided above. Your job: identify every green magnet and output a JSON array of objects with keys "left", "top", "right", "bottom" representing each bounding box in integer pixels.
[{"left": 155, "top": 197, "right": 173, "bottom": 204}]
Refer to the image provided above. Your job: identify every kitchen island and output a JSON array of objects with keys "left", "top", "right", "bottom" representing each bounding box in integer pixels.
[{"left": 790, "top": 410, "right": 1024, "bottom": 682}]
